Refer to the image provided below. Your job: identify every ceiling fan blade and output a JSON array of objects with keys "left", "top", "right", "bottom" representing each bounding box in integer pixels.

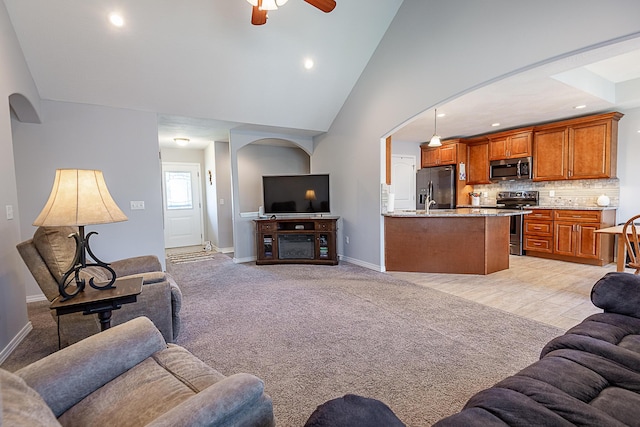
[
  {"left": 251, "top": 5, "right": 267, "bottom": 25},
  {"left": 304, "top": 0, "right": 336, "bottom": 13}
]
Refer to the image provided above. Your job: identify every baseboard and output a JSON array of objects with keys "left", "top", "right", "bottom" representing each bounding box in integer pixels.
[
  {"left": 0, "top": 321, "right": 33, "bottom": 365},
  {"left": 215, "top": 246, "right": 234, "bottom": 253},
  {"left": 234, "top": 255, "right": 256, "bottom": 264},
  {"left": 339, "top": 255, "right": 383, "bottom": 272},
  {"left": 26, "top": 293, "right": 47, "bottom": 303}
]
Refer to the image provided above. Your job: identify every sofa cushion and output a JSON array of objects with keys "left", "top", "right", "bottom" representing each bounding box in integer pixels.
[
  {"left": 591, "top": 272, "right": 640, "bottom": 318},
  {"left": 33, "top": 226, "right": 78, "bottom": 283},
  {"left": 0, "top": 369, "right": 60, "bottom": 427},
  {"left": 57, "top": 345, "right": 225, "bottom": 426}
]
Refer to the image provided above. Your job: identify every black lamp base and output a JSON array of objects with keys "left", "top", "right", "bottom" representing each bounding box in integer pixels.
[{"left": 59, "top": 226, "right": 116, "bottom": 301}]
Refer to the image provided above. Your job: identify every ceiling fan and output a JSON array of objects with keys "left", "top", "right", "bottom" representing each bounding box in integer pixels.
[{"left": 247, "top": 0, "right": 336, "bottom": 25}]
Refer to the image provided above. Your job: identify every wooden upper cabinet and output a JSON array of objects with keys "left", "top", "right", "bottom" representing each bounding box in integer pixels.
[
  {"left": 466, "top": 140, "right": 490, "bottom": 184},
  {"left": 533, "top": 112, "right": 622, "bottom": 181},
  {"left": 488, "top": 130, "right": 532, "bottom": 160},
  {"left": 569, "top": 118, "right": 614, "bottom": 179},
  {"left": 533, "top": 127, "right": 568, "bottom": 181},
  {"left": 421, "top": 142, "right": 457, "bottom": 167}
]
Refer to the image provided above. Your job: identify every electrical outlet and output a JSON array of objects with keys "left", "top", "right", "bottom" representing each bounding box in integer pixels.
[
  {"left": 345, "top": 236, "right": 350, "bottom": 244},
  {"left": 549, "top": 190, "right": 555, "bottom": 197},
  {"left": 130, "top": 201, "right": 145, "bottom": 210},
  {"left": 6, "top": 205, "right": 13, "bottom": 220}
]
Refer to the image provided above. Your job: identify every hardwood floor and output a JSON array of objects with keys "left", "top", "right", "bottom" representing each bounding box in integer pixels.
[{"left": 391, "top": 255, "right": 621, "bottom": 330}]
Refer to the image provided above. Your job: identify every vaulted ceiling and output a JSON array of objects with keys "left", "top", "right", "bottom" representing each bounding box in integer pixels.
[{"left": 5, "top": 0, "right": 640, "bottom": 150}]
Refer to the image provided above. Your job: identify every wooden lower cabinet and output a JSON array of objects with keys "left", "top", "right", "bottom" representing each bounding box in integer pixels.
[
  {"left": 524, "top": 209, "right": 553, "bottom": 253},
  {"left": 524, "top": 209, "right": 615, "bottom": 266},
  {"left": 254, "top": 217, "right": 339, "bottom": 265}
]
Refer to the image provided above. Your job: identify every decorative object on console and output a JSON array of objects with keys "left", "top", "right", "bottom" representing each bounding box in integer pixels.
[{"left": 33, "top": 169, "right": 128, "bottom": 301}]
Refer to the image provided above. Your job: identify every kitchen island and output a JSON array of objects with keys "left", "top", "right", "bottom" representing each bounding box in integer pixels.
[{"left": 384, "top": 208, "right": 530, "bottom": 275}]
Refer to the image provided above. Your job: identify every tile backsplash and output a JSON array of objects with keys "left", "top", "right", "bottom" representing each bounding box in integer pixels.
[{"left": 473, "top": 178, "right": 619, "bottom": 207}]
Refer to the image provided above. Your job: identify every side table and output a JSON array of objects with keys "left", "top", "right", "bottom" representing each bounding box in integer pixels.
[{"left": 50, "top": 276, "right": 143, "bottom": 332}]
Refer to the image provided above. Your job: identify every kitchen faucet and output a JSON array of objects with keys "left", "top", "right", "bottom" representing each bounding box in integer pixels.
[{"left": 426, "top": 199, "right": 436, "bottom": 214}]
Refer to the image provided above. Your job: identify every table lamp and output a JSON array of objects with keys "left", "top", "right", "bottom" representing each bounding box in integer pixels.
[{"left": 33, "top": 169, "right": 128, "bottom": 300}]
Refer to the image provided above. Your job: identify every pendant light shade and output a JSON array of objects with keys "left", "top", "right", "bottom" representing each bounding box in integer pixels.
[{"left": 428, "top": 108, "right": 442, "bottom": 147}]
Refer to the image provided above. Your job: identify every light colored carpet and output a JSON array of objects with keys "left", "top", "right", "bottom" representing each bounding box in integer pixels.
[
  {"left": 168, "top": 255, "right": 563, "bottom": 426},
  {"left": 2, "top": 255, "right": 565, "bottom": 426}
]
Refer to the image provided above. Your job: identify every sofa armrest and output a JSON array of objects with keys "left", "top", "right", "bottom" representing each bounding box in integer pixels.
[
  {"left": 16, "top": 317, "right": 167, "bottom": 417},
  {"left": 591, "top": 272, "right": 640, "bottom": 318},
  {"left": 110, "top": 255, "right": 162, "bottom": 277},
  {"left": 146, "top": 373, "right": 274, "bottom": 427}
]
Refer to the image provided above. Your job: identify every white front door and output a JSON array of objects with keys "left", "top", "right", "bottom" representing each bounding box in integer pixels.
[
  {"left": 162, "top": 162, "right": 204, "bottom": 248},
  {"left": 391, "top": 155, "right": 416, "bottom": 210}
]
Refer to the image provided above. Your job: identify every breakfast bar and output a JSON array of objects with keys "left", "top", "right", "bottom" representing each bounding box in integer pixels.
[{"left": 384, "top": 208, "right": 530, "bottom": 275}]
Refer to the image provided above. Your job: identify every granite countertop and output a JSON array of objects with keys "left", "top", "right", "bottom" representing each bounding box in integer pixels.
[
  {"left": 527, "top": 205, "right": 617, "bottom": 211},
  {"left": 384, "top": 208, "right": 531, "bottom": 218},
  {"left": 457, "top": 204, "right": 617, "bottom": 211}
]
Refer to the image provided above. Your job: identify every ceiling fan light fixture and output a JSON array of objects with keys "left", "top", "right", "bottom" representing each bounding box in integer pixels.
[{"left": 260, "top": 0, "right": 279, "bottom": 10}]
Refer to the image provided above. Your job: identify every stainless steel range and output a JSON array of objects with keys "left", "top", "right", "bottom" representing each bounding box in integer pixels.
[{"left": 497, "top": 191, "right": 539, "bottom": 256}]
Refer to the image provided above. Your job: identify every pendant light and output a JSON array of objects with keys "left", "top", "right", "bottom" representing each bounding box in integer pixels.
[{"left": 428, "top": 108, "right": 442, "bottom": 147}]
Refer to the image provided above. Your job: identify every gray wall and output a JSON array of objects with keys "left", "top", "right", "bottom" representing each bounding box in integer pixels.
[
  {"left": 0, "top": 0, "right": 42, "bottom": 360},
  {"left": 312, "top": 0, "right": 640, "bottom": 269},
  {"left": 13, "top": 100, "right": 165, "bottom": 300},
  {"left": 238, "top": 144, "right": 310, "bottom": 213},
  {"left": 204, "top": 141, "right": 233, "bottom": 251}
]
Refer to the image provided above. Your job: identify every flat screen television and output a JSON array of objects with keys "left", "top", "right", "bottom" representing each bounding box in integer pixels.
[{"left": 262, "top": 174, "right": 330, "bottom": 215}]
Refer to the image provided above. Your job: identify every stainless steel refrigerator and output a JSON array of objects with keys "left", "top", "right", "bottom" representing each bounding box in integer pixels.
[{"left": 416, "top": 165, "right": 456, "bottom": 209}]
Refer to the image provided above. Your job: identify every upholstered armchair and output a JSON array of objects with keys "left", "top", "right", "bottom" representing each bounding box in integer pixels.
[
  {"left": 17, "top": 226, "right": 181, "bottom": 345},
  {"left": 1, "top": 316, "right": 275, "bottom": 427}
]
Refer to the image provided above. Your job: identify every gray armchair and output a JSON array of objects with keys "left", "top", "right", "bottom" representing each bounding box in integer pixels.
[
  {"left": 1, "top": 316, "right": 275, "bottom": 426},
  {"left": 17, "top": 226, "right": 181, "bottom": 345}
]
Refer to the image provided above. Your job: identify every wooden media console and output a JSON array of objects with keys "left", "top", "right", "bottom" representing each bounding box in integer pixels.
[{"left": 254, "top": 217, "right": 339, "bottom": 265}]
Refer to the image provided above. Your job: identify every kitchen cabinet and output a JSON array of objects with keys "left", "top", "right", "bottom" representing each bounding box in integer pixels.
[
  {"left": 533, "top": 112, "right": 622, "bottom": 181},
  {"left": 421, "top": 142, "right": 457, "bottom": 167},
  {"left": 553, "top": 210, "right": 603, "bottom": 259},
  {"left": 523, "top": 209, "right": 553, "bottom": 253},
  {"left": 488, "top": 129, "right": 532, "bottom": 160},
  {"left": 524, "top": 208, "right": 615, "bottom": 266},
  {"left": 532, "top": 127, "right": 568, "bottom": 181},
  {"left": 465, "top": 139, "right": 490, "bottom": 184}
]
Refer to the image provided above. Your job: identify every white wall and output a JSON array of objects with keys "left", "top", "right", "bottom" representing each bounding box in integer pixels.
[
  {"left": 13, "top": 100, "right": 165, "bottom": 299},
  {"left": 0, "top": 0, "right": 41, "bottom": 360},
  {"left": 617, "top": 106, "right": 640, "bottom": 222},
  {"left": 312, "top": 0, "right": 640, "bottom": 269}
]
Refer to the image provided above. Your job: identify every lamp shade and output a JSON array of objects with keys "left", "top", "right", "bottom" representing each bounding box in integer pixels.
[
  {"left": 33, "top": 169, "right": 128, "bottom": 226},
  {"left": 305, "top": 189, "right": 317, "bottom": 200}
]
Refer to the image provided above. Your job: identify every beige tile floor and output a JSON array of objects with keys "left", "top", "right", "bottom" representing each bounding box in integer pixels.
[{"left": 390, "top": 255, "right": 623, "bottom": 331}]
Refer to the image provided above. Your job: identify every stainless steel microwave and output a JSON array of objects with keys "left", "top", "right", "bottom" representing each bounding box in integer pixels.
[{"left": 489, "top": 157, "right": 532, "bottom": 181}]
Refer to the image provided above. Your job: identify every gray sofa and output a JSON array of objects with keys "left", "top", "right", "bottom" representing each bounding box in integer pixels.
[
  {"left": 434, "top": 271, "right": 640, "bottom": 426},
  {"left": 0, "top": 316, "right": 275, "bottom": 427},
  {"left": 17, "top": 226, "right": 181, "bottom": 344}
]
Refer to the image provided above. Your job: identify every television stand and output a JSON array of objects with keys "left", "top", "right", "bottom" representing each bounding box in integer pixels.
[{"left": 254, "top": 216, "right": 339, "bottom": 265}]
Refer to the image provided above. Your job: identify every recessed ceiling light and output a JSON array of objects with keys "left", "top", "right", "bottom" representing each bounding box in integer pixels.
[
  {"left": 174, "top": 138, "right": 190, "bottom": 147},
  {"left": 437, "top": 112, "right": 446, "bottom": 118},
  {"left": 574, "top": 104, "right": 587, "bottom": 109},
  {"left": 109, "top": 13, "right": 124, "bottom": 27},
  {"left": 491, "top": 122, "right": 501, "bottom": 127},
  {"left": 304, "top": 58, "right": 314, "bottom": 70}
]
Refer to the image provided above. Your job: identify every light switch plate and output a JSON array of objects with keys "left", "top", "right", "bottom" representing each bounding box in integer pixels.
[
  {"left": 130, "top": 201, "right": 145, "bottom": 210},
  {"left": 6, "top": 205, "right": 13, "bottom": 220}
]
